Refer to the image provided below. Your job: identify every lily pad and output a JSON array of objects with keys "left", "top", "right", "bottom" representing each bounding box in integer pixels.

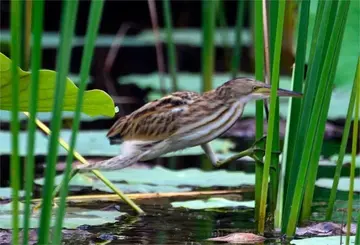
[
  {"left": 0, "top": 52, "right": 115, "bottom": 117},
  {"left": 34, "top": 173, "right": 191, "bottom": 193},
  {"left": 171, "top": 197, "right": 254, "bottom": 210},
  {"left": 0, "top": 202, "right": 125, "bottom": 229},
  {"left": 291, "top": 236, "right": 356, "bottom": 245},
  {"left": 315, "top": 177, "right": 360, "bottom": 192},
  {"left": 329, "top": 154, "right": 360, "bottom": 166},
  {"left": 84, "top": 166, "right": 256, "bottom": 188},
  {"left": 0, "top": 188, "right": 25, "bottom": 199},
  {"left": 0, "top": 28, "right": 251, "bottom": 48}
]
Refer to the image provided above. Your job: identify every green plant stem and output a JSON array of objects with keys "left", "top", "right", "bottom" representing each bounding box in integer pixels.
[
  {"left": 300, "top": 1, "right": 349, "bottom": 221},
  {"left": 258, "top": 0, "right": 286, "bottom": 235},
  {"left": 282, "top": 0, "right": 310, "bottom": 195},
  {"left": 285, "top": 0, "right": 350, "bottom": 236},
  {"left": 52, "top": 1, "right": 104, "bottom": 244},
  {"left": 326, "top": 59, "right": 359, "bottom": 220},
  {"left": 231, "top": 0, "right": 245, "bottom": 79},
  {"left": 346, "top": 59, "right": 359, "bottom": 245},
  {"left": 22, "top": 1, "right": 44, "bottom": 245},
  {"left": 201, "top": 0, "right": 217, "bottom": 92},
  {"left": 275, "top": 68, "right": 295, "bottom": 228},
  {"left": 254, "top": 0, "right": 265, "bottom": 226},
  {"left": 22, "top": 0, "right": 32, "bottom": 70},
  {"left": 162, "top": 0, "right": 177, "bottom": 92},
  {"left": 10, "top": 1, "right": 22, "bottom": 244},
  {"left": 37, "top": 1, "right": 79, "bottom": 244},
  {"left": 277, "top": 0, "right": 310, "bottom": 229},
  {"left": 356, "top": 212, "right": 360, "bottom": 245},
  {"left": 282, "top": 0, "right": 338, "bottom": 231}
]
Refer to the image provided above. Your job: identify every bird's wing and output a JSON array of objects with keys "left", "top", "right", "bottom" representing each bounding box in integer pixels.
[{"left": 107, "top": 91, "right": 201, "bottom": 141}]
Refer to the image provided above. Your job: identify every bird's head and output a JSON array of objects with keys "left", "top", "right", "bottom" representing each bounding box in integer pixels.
[{"left": 218, "top": 77, "right": 302, "bottom": 103}]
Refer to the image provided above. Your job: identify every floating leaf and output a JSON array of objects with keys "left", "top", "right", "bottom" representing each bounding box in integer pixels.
[
  {"left": 291, "top": 236, "right": 356, "bottom": 245},
  {"left": 0, "top": 202, "right": 124, "bottom": 229},
  {"left": 0, "top": 188, "right": 25, "bottom": 199},
  {"left": 0, "top": 52, "right": 115, "bottom": 117},
  {"left": 171, "top": 197, "right": 254, "bottom": 210},
  {"left": 34, "top": 172, "right": 191, "bottom": 193},
  {"left": 315, "top": 177, "right": 360, "bottom": 192},
  {"left": 84, "top": 166, "right": 256, "bottom": 188}
]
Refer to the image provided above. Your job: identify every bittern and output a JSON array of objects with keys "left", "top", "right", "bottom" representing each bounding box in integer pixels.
[{"left": 76, "top": 77, "right": 301, "bottom": 171}]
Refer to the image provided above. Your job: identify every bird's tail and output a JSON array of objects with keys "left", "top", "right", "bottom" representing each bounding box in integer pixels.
[{"left": 75, "top": 154, "right": 137, "bottom": 171}]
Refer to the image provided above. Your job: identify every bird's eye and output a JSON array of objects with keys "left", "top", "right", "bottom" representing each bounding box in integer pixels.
[{"left": 252, "top": 86, "right": 258, "bottom": 91}]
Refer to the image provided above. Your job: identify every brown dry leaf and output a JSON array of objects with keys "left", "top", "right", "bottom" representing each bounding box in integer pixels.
[{"left": 207, "top": 232, "right": 265, "bottom": 244}]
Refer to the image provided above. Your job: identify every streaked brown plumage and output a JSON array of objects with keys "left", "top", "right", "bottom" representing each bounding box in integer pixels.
[{"left": 76, "top": 77, "right": 301, "bottom": 171}]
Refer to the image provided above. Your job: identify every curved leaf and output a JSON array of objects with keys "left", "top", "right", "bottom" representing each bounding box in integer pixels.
[{"left": 0, "top": 53, "right": 115, "bottom": 117}]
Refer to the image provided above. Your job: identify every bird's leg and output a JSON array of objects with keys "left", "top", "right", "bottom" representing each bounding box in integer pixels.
[
  {"left": 76, "top": 150, "right": 150, "bottom": 171},
  {"left": 201, "top": 143, "right": 219, "bottom": 166},
  {"left": 203, "top": 136, "right": 280, "bottom": 168},
  {"left": 200, "top": 143, "right": 261, "bottom": 167}
]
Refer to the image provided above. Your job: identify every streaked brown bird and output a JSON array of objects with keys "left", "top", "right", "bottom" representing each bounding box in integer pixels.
[{"left": 76, "top": 77, "right": 302, "bottom": 171}]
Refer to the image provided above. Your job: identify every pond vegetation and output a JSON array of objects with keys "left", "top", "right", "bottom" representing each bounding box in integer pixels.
[{"left": 0, "top": 0, "right": 359, "bottom": 244}]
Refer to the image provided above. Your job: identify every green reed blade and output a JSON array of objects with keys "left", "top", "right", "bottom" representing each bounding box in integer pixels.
[
  {"left": 282, "top": 0, "right": 310, "bottom": 193},
  {"left": 275, "top": 67, "right": 295, "bottom": 228},
  {"left": 326, "top": 59, "right": 359, "bottom": 220},
  {"left": 9, "top": 0, "right": 22, "bottom": 244},
  {"left": 269, "top": 0, "right": 278, "bottom": 67},
  {"left": 162, "top": 0, "right": 177, "bottom": 92},
  {"left": 52, "top": 1, "right": 103, "bottom": 244},
  {"left": 231, "top": 0, "right": 245, "bottom": 78},
  {"left": 282, "top": 0, "right": 338, "bottom": 231},
  {"left": 22, "top": 1, "right": 44, "bottom": 244},
  {"left": 285, "top": 0, "right": 350, "bottom": 236},
  {"left": 201, "top": 0, "right": 217, "bottom": 92},
  {"left": 267, "top": 0, "right": 280, "bottom": 217},
  {"left": 301, "top": 4, "right": 351, "bottom": 222},
  {"left": 346, "top": 59, "right": 359, "bottom": 245},
  {"left": 277, "top": 0, "right": 310, "bottom": 229},
  {"left": 258, "top": 0, "right": 286, "bottom": 234},
  {"left": 254, "top": 0, "right": 265, "bottom": 225},
  {"left": 21, "top": 0, "right": 32, "bottom": 70},
  {"left": 37, "top": 1, "right": 79, "bottom": 244},
  {"left": 304, "top": 0, "right": 324, "bottom": 92},
  {"left": 356, "top": 212, "right": 360, "bottom": 244}
]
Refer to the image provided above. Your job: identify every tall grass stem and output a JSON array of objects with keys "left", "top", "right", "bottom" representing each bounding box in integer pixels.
[
  {"left": 37, "top": 1, "right": 79, "bottom": 244},
  {"left": 9, "top": 0, "right": 22, "bottom": 243},
  {"left": 258, "top": 0, "right": 286, "bottom": 234},
  {"left": 346, "top": 59, "right": 359, "bottom": 245},
  {"left": 162, "top": 0, "right": 178, "bottom": 92},
  {"left": 326, "top": 59, "right": 359, "bottom": 220},
  {"left": 254, "top": 0, "right": 265, "bottom": 226},
  {"left": 22, "top": 1, "right": 44, "bottom": 244}
]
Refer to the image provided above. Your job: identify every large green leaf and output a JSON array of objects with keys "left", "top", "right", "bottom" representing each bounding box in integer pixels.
[{"left": 0, "top": 53, "right": 115, "bottom": 117}]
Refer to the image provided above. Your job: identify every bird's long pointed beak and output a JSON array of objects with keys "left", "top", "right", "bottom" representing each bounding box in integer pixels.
[{"left": 256, "top": 87, "right": 302, "bottom": 97}]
